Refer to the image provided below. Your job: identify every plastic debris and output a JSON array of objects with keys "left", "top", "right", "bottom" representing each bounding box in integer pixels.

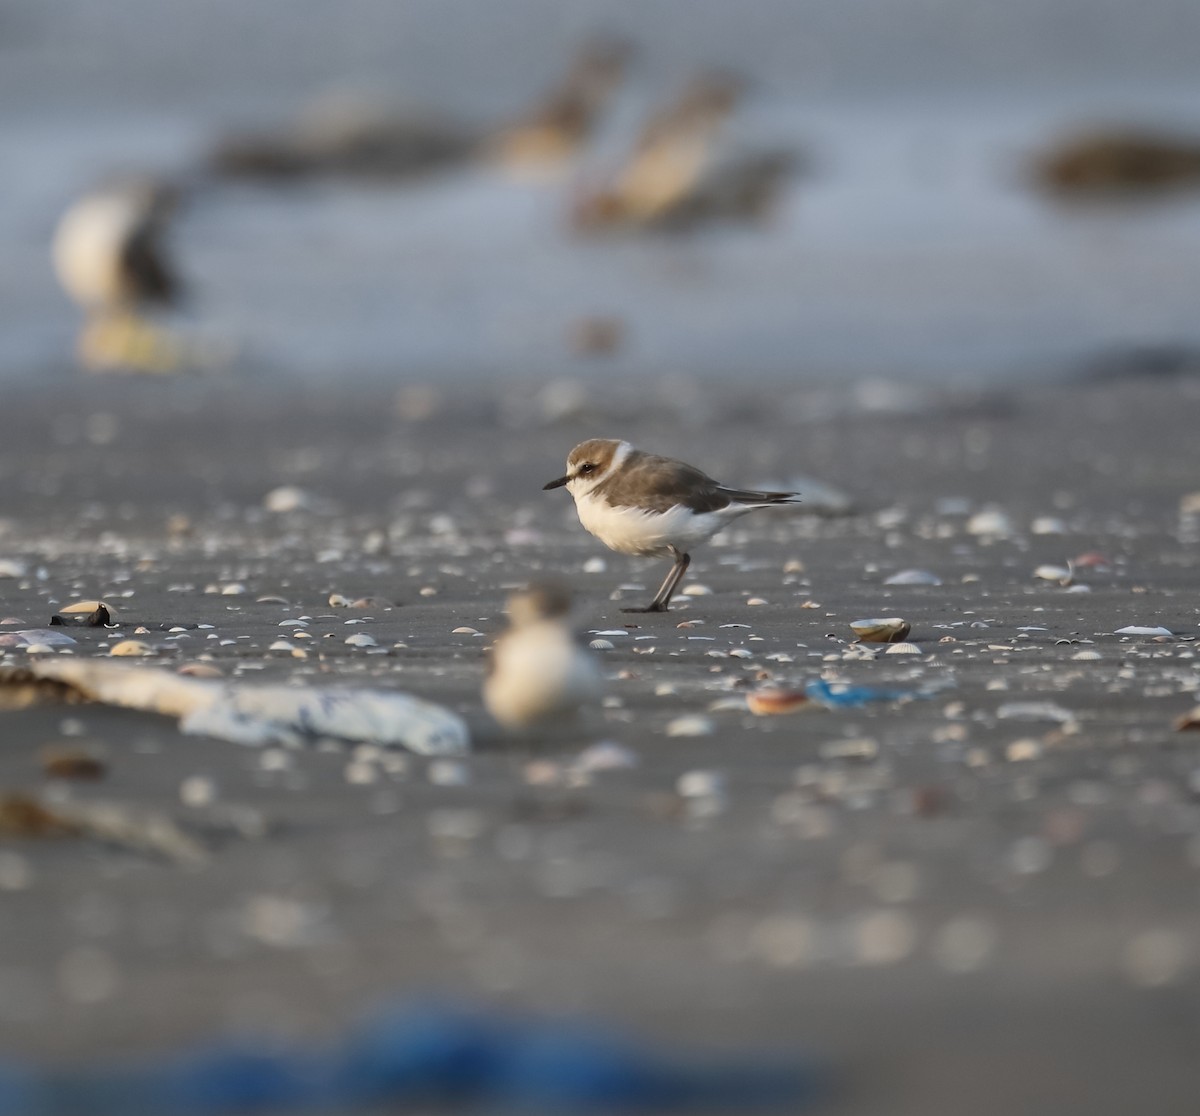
[
  {"left": 0, "top": 660, "right": 469, "bottom": 756},
  {"left": 804, "top": 679, "right": 933, "bottom": 709},
  {"left": 0, "top": 1002, "right": 822, "bottom": 1115}
]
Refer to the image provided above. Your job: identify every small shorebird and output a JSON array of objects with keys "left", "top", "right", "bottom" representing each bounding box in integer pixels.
[
  {"left": 490, "top": 35, "right": 634, "bottom": 172},
  {"left": 483, "top": 583, "right": 604, "bottom": 729},
  {"left": 544, "top": 439, "right": 801, "bottom": 612},
  {"left": 52, "top": 178, "right": 183, "bottom": 372},
  {"left": 571, "top": 70, "right": 782, "bottom": 230}
]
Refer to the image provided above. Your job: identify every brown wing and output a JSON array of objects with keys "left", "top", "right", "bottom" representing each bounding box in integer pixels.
[{"left": 592, "top": 451, "right": 733, "bottom": 514}]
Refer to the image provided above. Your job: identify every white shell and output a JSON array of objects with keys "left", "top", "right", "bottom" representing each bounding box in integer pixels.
[
  {"left": 109, "top": 640, "right": 152, "bottom": 657},
  {"left": 1114, "top": 625, "right": 1172, "bottom": 637},
  {"left": 666, "top": 714, "right": 715, "bottom": 737},
  {"left": 966, "top": 509, "right": 1014, "bottom": 537},
  {"left": 883, "top": 642, "right": 922, "bottom": 655},
  {"left": 344, "top": 633, "right": 377, "bottom": 648},
  {"left": 1032, "top": 564, "right": 1073, "bottom": 586},
  {"left": 883, "top": 569, "right": 942, "bottom": 586},
  {"left": 589, "top": 639, "right": 615, "bottom": 650}
]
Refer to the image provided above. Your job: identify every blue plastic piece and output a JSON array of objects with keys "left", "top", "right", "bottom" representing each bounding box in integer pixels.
[{"left": 0, "top": 1003, "right": 825, "bottom": 1115}]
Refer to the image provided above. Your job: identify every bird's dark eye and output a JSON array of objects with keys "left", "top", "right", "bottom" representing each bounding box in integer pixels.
[{"left": 579, "top": 462, "right": 596, "bottom": 475}]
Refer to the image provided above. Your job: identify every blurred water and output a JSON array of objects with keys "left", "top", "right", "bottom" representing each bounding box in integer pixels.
[{"left": 3, "top": 0, "right": 1200, "bottom": 384}]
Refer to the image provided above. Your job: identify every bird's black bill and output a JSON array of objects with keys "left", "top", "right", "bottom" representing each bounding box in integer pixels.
[{"left": 543, "top": 475, "right": 569, "bottom": 490}]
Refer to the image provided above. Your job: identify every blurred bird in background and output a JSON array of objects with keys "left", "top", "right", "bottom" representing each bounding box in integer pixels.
[
  {"left": 52, "top": 177, "right": 187, "bottom": 373},
  {"left": 488, "top": 34, "right": 635, "bottom": 176},
  {"left": 573, "top": 70, "right": 795, "bottom": 231},
  {"left": 483, "top": 583, "right": 604, "bottom": 731}
]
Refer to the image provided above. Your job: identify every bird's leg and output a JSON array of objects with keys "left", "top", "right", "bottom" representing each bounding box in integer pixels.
[{"left": 621, "top": 548, "right": 690, "bottom": 613}]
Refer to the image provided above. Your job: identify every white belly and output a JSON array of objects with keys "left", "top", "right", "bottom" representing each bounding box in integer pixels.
[{"left": 573, "top": 492, "right": 738, "bottom": 557}]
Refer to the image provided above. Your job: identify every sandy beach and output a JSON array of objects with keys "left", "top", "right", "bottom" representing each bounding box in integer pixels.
[{"left": 1, "top": 370, "right": 1199, "bottom": 1113}]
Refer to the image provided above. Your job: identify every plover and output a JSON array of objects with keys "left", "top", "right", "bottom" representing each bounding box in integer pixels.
[
  {"left": 544, "top": 439, "right": 800, "bottom": 612},
  {"left": 571, "top": 70, "right": 750, "bottom": 230},
  {"left": 483, "top": 583, "right": 604, "bottom": 729},
  {"left": 490, "top": 35, "right": 634, "bottom": 171},
  {"left": 52, "top": 178, "right": 183, "bottom": 371}
]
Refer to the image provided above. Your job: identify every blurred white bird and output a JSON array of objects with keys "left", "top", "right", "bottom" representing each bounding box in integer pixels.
[
  {"left": 52, "top": 178, "right": 185, "bottom": 372},
  {"left": 483, "top": 583, "right": 604, "bottom": 730}
]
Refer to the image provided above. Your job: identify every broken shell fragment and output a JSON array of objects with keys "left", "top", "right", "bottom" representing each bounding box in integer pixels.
[
  {"left": 850, "top": 617, "right": 911, "bottom": 643},
  {"left": 746, "top": 689, "right": 812, "bottom": 716}
]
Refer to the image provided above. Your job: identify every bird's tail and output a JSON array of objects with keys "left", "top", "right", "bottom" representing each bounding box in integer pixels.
[{"left": 720, "top": 487, "right": 801, "bottom": 507}]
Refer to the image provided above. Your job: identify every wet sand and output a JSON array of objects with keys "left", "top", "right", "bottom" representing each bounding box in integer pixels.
[{"left": 1, "top": 371, "right": 1200, "bottom": 1114}]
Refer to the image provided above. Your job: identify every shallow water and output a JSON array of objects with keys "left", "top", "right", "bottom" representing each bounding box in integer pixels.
[{"left": 4, "top": 1, "right": 1200, "bottom": 384}]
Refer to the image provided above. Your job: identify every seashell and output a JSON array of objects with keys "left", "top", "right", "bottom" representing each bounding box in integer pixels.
[
  {"left": 574, "top": 742, "right": 638, "bottom": 772},
  {"left": 676, "top": 620, "right": 704, "bottom": 629},
  {"left": 1032, "top": 564, "right": 1073, "bottom": 586},
  {"left": 328, "top": 594, "right": 349, "bottom": 607},
  {"left": 820, "top": 736, "right": 878, "bottom": 760},
  {"left": 590, "top": 629, "right": 629, "bottom": 637},
  {"left": 1071, "top": 650, "right": 1102, "bottom": 661},
  {"left": 1005, "top": 738, "right": 1041, "bottom": 762},
  {"left": 263, "top": 485, "right": 311, "bottom": 513},
  {"left": 256, "top": 595, "right": 290, "bottom": 605},
  {"left": 589, "top": 639, "right": 615, "bottom": 650},
  {"left": 344, "top": 633, "right": 377, "bottom": 648},
  {"left": 666, "top": 714, "right": 715, "bottom": 737},
  {"left": 451, "top": 627, "right": 480, "bottom": 635},
  {"left": 1031, "top": 516, "right": 1067, "bottom": 535},
  {"left": 279, "top": 619, "right": 308, "bottom": 628},
  {"left": 59, "top": 599, "right": 117, "bottom": 618},
  {"left": 729, "top": 648, "right": 753, "bottom": 659},
  {"left": 1072, "top": 551, "right": 1111, "bottom": 569},
  {"left": 1174, "top": 707, "right": 1200, "bottom": 731},
  {"left": 966, "top": 508, "right": 1014, "bottom": 537},
  {"left": 681, "top": 584, "right": 713, "bottom": 597},
  {"left": 746, "top": 597, "right": 769, "bottom": 606},
  {"left": 884, "top": 569, "right": 942, "bottom": 586},
  {"left": 676, "top": 770, "right": 724, "bottom": 797},
  {"left": 884, "top": 642, "right": 922, "bottom": 655},
  {"left": 1114, "top": 625, "right": 1172, "bottom": 637},
  {"left": 850, "top": 617, "right": 911, "bottom": 643},
  {"left": 746, "top": 689, "right": 811, "bottom": 716},
  {"left": 110, "top": 640, "right": 152, "bottom": 657},
  {"left": 0, "top": 560, "right": 27, "bottom": 579},
  {"left": 268, "top": 639, "right": 294, "bottom": 651},
  {"left": 350, "top": 597, "right": 388, "bottom": 609},
  {"left": 996, "top": 701, "right": 1075, "bottom": 724},
  {"left": 582, "top": 556, "right": 607, "bottom": 573},
  {"left": 177, "top": 663, "right": 223, "bottom": 678}
]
